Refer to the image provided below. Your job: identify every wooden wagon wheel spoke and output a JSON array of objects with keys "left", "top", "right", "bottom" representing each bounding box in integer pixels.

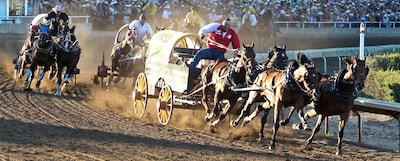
[
  {"left": 133, "top": 73, "right": 148, "bottom": 118},
  {"left": 157, "top": 85, "right": 173, "bottom": 125}
]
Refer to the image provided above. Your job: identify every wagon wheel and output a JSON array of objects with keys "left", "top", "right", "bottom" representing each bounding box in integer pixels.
[
  {"left": 157, "top": 85, "right": 173, "bottom": 125},
  {"left": 132, "top": 72, "right": 148, "bottom": 118}
]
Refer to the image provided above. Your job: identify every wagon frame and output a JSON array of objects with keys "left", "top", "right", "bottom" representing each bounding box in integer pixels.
[{"left": 132, "top": 30, "right": 210, "bottom": 125}]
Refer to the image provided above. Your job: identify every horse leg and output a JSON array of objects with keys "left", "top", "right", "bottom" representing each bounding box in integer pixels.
[
  {"left": 210, "top": 96, "right": 236, "bottom": 127},
  {"left": 48, "top": 63, "right": 56, "bottom": 79},
  {"left": 35, "top": 66, "right": 49, "bottom": 88},
  {"left": 336, "top": 112, "right": 350, "bottom": 156},
  {"left": 259, "top": 107, "right": 271, "bottom": 142},
  {"left": 24, "top": 62, "right": 37, "bottom": 89},
  {"left": 231, "top": 90, "right": 259, "bottom": 127},
  {"left": 55, "top": 65, "right": 63, "bottom": 96},
  {"left": 269, "top": 102, "right": 282, "bottom": 150},
  {"left": 206, "top": 89, "right": 221, "bottom": 123},
  {"left": 202, "top": 86, "right": 212, "bottom": 122},
  {"left": 304, "top": 114, "right": 324, "bottom": 150},
  {"left": 279, "top": 106, "right": 295, "bottom": 126}
]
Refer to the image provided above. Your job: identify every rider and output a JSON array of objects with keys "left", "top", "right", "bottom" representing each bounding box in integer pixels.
[
  {"left": 45, "top": 5, "right": 69, "bottom": 36},
  {"left": 189, "top": 18, "right": 244, "bottom": 88},
  {"left": 128, "top": 14, "right": 153, "bottom": 48},
  {"left": 190, "top": 18, "right": 240, "bottom": 68},
  {"left": 183, "top": 7, "right": 205, "bottom": 33}
]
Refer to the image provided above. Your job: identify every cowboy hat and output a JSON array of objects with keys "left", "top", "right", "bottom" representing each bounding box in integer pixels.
[{"left": 52, "top": 5, "right": 63, "bottom": 12}]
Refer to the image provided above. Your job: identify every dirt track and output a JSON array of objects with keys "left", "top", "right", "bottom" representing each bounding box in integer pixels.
[{"left": 0, "top": 33, "right": 399, "bottom": 160}]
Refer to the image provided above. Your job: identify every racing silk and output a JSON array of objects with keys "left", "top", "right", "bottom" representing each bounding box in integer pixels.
[
  {"left": 46, "top": 11, "right": 69, "bottom": 36},
  {"left": 129, "top": 20, "right": 152, "bottom": 44},
  {"left": 198, "top": 23, "right": 240, "bottom": 53}
]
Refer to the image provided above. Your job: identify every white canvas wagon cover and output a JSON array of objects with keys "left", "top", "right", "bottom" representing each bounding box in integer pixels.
[{"left": 145, "top": 30, "right": 203, "bottom": 64}]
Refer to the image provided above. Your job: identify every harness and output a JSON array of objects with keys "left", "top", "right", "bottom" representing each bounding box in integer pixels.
[{"left": 326, "top": 69, "right": 357, "bottom": 101}]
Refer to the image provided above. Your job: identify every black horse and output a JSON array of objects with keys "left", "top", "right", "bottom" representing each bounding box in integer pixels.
[
  {"left": 54, "top": 25, "right": 81, "bottom": 95},
  {"left": 24, "top": 32, "right": 56, "bottom": 90}
]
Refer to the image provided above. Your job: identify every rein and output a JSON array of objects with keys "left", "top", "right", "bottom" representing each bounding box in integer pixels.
[{"left": 288, "top": 71, "right": 310, "bottom": 94}]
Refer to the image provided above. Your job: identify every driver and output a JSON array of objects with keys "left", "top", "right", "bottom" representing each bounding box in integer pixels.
[
  {"left": 127, "top": 14, "right": 153, "bottom": 46},
  {"left": 45, "top": 5, "right": 69, "bottom": 36},
  {"left": 190, "top": 18, "right": 240, "bottom": 69}
]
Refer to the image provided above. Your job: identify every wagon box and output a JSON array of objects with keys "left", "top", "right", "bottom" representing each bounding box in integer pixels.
[{"left": 144, "top": 30, "right": 203, "bottom": 95}]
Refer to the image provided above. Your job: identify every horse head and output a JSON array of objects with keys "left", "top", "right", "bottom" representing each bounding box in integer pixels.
[
  {"left": 37, "top": 32, "right": 52, "bottom": 49},
  {"left": 291, "top": 52, "right": 321, "bottom": 101},
  {"left": 266, "top": 45, "right": 288, "bottom": 70},
  {"left": 58, "top": 25, "right": 78, "bottom": 52},
  {"left": 155, "top": 26, "right": 165, "bottom": 33},
  {"left": 236, "top": 42, "right": 258, "bottom": 84},
  {"left": 342, "top": 56, "right": 369, "bottom": 92}
]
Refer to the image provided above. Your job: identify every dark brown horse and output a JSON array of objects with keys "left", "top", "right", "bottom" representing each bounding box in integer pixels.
[
  {"left": 260, "top": 45, "right": 288, "bottom": 70},
  {"left": 299, "top": 56, "right": 369, "bottom": 155},
  {"left": 231, "top": 52, "right": 322, "bottom": 150},
  {"left": 24, "top": 32, "right": 56, "bottom": 90},
  {"left": 201, "top": 43, "right": 257, "bottom": 126},
  {"left": 54, "top": 25, "right": 81, "bottom": 95}
]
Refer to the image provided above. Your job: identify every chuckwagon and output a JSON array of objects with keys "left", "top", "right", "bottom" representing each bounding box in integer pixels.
[
  {"left": 132, "top": 30, "right": 212, "bottom": 125},
  {"left": 13, "top": 13, "right": 48, "bottom": 79},
  {"left": 95, "top": 24, "right": 147, "bottom": 88}
]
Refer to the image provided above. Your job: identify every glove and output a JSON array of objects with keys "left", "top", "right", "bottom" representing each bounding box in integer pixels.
[{"left": 233, "top": 49, "right": 240, "bottom": 57}]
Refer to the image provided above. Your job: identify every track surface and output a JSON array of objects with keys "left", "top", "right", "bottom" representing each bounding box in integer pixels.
[{"left": 0, "top": 33, "right": 399, "bottom": 160}]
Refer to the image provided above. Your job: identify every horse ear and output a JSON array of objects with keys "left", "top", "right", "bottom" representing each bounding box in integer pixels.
[
  {"left": 283, "top": 45, "right": 286, "bottom": 49},
  {"left": 251, "top": 42, "right": 254, "bottom": 48},
  {"left": 162, "top": 26, "right": 165, "bottom": 30},
  {"left": 242, "top": 43, "right": 246, "bottom": 48}
]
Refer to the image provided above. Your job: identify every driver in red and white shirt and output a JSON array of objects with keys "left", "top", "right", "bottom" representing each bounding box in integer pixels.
[{"left": 190, "top": 18, "right": 240, "bottom": 69}]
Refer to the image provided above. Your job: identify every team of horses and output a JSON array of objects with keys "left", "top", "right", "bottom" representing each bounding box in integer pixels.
[
  {"left": 13, "top": 19, "right": 370, "bottom": 155},
  {"left": 199, "top": 44, "right": 369, "bottom": 155},
  {"left": 19, "top": 23, "right": 81, "bottom": 96}
]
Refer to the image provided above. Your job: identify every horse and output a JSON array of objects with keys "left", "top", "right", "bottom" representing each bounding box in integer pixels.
[
  {"left": 54, "top": 25, "right": 81, "bottom": 95},
  {"left": 229, "top": 45, "right": 289, "bottom": 127},
  {"left": 24, "top": 32, "right": 56, "bottom": 90},
  {"left": 230, "top": 52, "right": 321, "bottom": 150},
  {"left": 200, "top": 43, "right": 257, "bottom": 127},
  {"left": 259, "top": 45, "right": 288, "bottom": 70},
  {"left": 298, "top": 56, "right": 369, "bottom": 155},
  {"left": 15, "top": 26, "right": 41, "bottom": 78}
]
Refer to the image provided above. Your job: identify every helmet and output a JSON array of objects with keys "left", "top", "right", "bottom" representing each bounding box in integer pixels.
[{"left": 52, "top": 5, "right": 63, "bottom": 12}]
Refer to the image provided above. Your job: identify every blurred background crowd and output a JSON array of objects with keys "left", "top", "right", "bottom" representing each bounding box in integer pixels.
[{"left": 31, "top": 0, "right": 400, "bottom": 31}]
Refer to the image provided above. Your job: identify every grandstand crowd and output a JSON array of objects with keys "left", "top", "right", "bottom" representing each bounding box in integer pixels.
[{"left": 27, "top": 0, "right": 400, "bottom": 30}]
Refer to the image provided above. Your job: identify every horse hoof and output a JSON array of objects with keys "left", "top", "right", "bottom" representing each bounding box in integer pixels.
[
  {"left": 335, "top": 151, "right": 343, "bottom": 156},
  {"left": 230, "top": 120, "right": 238, "bottom": 127},
  {"left": 292, "top": 123, "right": 302, "bottom": 130},
  {"left": 258, "top": 137, "right": 265, "bottom": 143},
  {"left": 268, "top": 145, "right": 275, "bottom": 150},
  {"left": 304, "top": 144, "right": 312, "bottom": 150},
  {"left": 35, "top": 81, "right": 41, "bottom": 88},
  {"left": 279, "top": 120, "right": 287, "bottom": 126},
  {"left": 208, "top": 122, "right": 215, "bottom": 127}
]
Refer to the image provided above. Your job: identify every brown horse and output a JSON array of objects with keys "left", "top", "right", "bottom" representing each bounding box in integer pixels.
[
  {"left": 231, "top": 52, "right": 322, "bottom": 150},
  {"left": 299, "top": 56, "right": 369, "bottom": 155},
  {"left": 201, "top": 43, "right": 257, "bottom": 126}
]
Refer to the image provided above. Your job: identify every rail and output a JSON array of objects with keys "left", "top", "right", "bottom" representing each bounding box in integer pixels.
[
  {"left": 351, "top": 98, "right": 400, "bottom": 151},
  {"left": 0, "top": 16, "right": 90, "bottom": 24},
  {"left": 275, "top": 21, "right": 400, "bottom": 29}
]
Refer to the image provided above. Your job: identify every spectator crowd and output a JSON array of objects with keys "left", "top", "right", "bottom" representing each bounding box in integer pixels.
[{"left": 34, "top": 0, "right": 400, "bottom": 30}]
